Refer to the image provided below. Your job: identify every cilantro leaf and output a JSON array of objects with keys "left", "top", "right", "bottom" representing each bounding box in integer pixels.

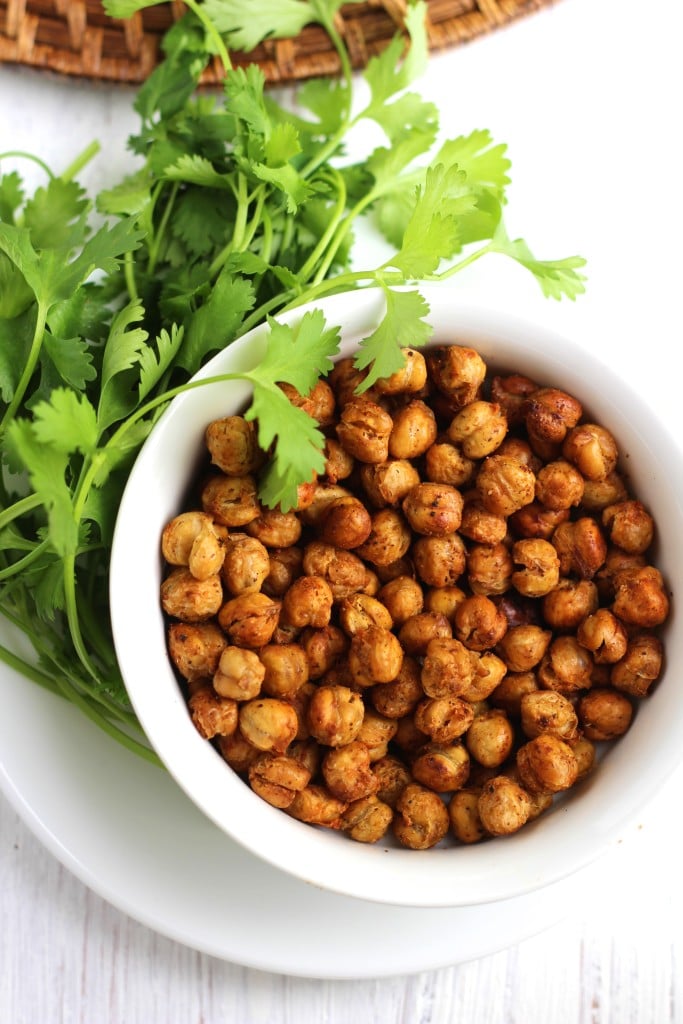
[
  {"left": 490, "top": 223, "right": 587, "bottom": 301},
  {"left": 255, "top": 310, "right": 340, "bottom": 394},
  {"left": 30, "top": 388, "right": 98, "bottom": 456},
  {"left": 0, "top": 170, "right": 25, "bottom": 223},
  {"left": 178, "top": 270, "right": 255, "bottom": 374},
  {"left": 353, "top": 288, "right": 432, "bottom": 390},
  {"left": 96, "top": 300, "right": 150, "bottom": 433},
  {"left": 202, "top": 0, "right": 315, "bottom": 51}
]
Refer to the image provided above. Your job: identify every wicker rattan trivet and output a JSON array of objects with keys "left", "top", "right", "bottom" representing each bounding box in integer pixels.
[{"left": 0, "top": 0, "right": 557, "bottom": 85}]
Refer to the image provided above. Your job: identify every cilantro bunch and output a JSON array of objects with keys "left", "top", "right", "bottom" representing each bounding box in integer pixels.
[{"left": 0, "top": 0, "right": 585, "bottom": 760}]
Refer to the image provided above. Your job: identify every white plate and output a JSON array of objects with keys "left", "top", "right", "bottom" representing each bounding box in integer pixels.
[{"left": 0, "top": 645, "right": 616, "bottom": 979}]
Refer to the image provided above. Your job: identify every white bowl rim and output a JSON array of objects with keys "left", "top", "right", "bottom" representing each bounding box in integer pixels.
[{"left": 110, "top": 286, "right": 683, "bottom": 908}]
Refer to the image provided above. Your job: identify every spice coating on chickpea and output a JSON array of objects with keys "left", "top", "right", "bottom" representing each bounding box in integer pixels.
[{"left": 161, "top": 342, "right": 669, "bottom": 851}]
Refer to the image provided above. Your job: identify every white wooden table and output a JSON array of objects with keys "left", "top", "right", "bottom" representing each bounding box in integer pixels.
[{"left": 2, "top": 1, "right": 683, "bottom": 1018}]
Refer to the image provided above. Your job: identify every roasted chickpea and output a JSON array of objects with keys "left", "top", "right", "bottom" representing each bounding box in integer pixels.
[
  {"left": 453, "top": 595, "right": 508, "bottom": 652},
  {"left": 581, "top": 471, "right": 629, "bottom": 512},
  {"left": 427, "top": 345, "right": 487, "bottom": 407},
  {"left": 576, "top": 608, "right": 628, "bottom": 664},
  {"left": 318, "top": 496, "right": 372, "bottom": 549},
  {"left": 562, "top": 423, "right": 619, "bottom": 481},
  {"left": 462, "top": 651, "right": 508, "bottom": 702},
  {"left": 551, "top": 517, "right": 607, "bottom": 579},
  {"left": 161, "top": 511, "right": 225, "bottom": 580},
  {"left": 370, "top": 655, "right": 423, "bottom": 719},
  {"left": 389, "top": 400, "right": 438, "bottom": 459},
  {"left": 414, "top": 695, "right": 475, "bottom": 744},
  {"left": 610, "top": 634, "right": 663, "bottom": 697},
  {"left": 447, "top": 400, "right": 508, "bottom": 459},
  {"left": 306, "top": 684, "right": 364, "bottom": 746},
  {"left": 398, "top": 612, "right": 452, "bottom": 657},
  {"left": 495, "top": 624, "right": 551, "bottom": 673},
  {"left": 372, "top": 754, "right": 412, "bottom": 807},
  {"left": 519, "top": 690, "right": 579, "bottom": 742},
  {"left": 338, "top": 592, "right": 393, "bottom": 636},
  {"left": 611, "top": 565, "right": 670, "bottom": 628},
  {"left": 424, "top": 585, "right": 467, "bottom": 621},
  {"left": 413, "top": 532, "right": 467, "bottom": 588},
  {"left": 509, "top": 501, "right": 570, "bottom": 541},
  {"left": 534, "top": 459, "right": 584, "bottom": 511},
  {"left": 302, "top": 541, "right": 368, "bottom": 601},
  {"left": 602, "top": 500, "right": 655, "bottom": 555},
  {"left": 238, "top": 697, "right": 298, "bottom": 753},
  {"left": 218, "top": 592, "right": 280, "bottom": 648},
  {"left": 476, "top": 454, "right": 536, "bottom": 517},
  {"left": 572, "top": 735, "right": 597, "bottom": 780},
  {"left": 516, "top": 734, "right": 579, "bottom": 794},
  {"left": 509, "top": 539, "right": 560, "bottom": 599},
  {"left": 188, "top": 686, "right": 238, "bottom": 740},
  {"left": 360, "top": 460, "right": 421, "bottom": 508},
  {"left": 400, "top": 482, "right": 463, "bottom": 538},
  {"left": 377, "top": 575, "right": 424, "bottom": 626},
  {"left": 259, "top": 643, "right": 310, "bottom": 699},
  {"left": 412, "top": 742, "right": 471, "bottom": 793},
  {"left": 523, "top": 387, "right": 582, "bottom": 446},
  {"left": 167, "top": 621, "right": 227, "bottom": 681},
  {"left": 221, "top": 535, "right": 271, "bottom": 596},
  {"left": 375, "top": 348, "right": 428, "bottom": 395},
  {"left": 356, "top": 508, "right": 412, "bottom": 566},
  {"left": 287, "top": 785, "right": 347, "bottom": 828},
  {"left": 323, "top": 438, "right": 355, "bottom": 484},
  {"left": 448, "top": 787, "right": 486, "bottom": 844},
  {"left": 490, "top": 670, "right": 539, "bottom": 716},
  {"left": 329, "top": 357, "right": 375, "bottom": 407},
  {"left": 459, "top": 494, "right": 508, "bottom": 545},
  {"left": 336, "top": 398, "right": 393, "bottom": 463},
  {"left": 201, "top": 474, "right": 260, "bottom": 527},
  {"left": 246, "top": 509, "right": 301, "bottom": 548},
  {"left": 262, "top": 545, "right": 304, "bottom": 598},
  {"left": 421, "top": 637, "right": 478, "bottom": 698},
  {"left": 342, "top": 795, "right": 394, "bottom": 844},
  {"left": 578, "top": 688, "right": 634, "bottom": 741},
  {"left": 393, "top": 783, "right": 450, "bottom": 849},
  {"left": 322, "top": 741, "right": 379, "bottom": 802},
  {"left": 348, "top": 625, "right": 403, "bottom": 686},
  {"left": 356, "top": 708, "right": 398, "bottom": 760},
  {"left": 542, "top": 578, "right": 599, "bottom": 631},
  {"left": 424, "top": 441, "right": 476, "bottom": 487},
  {"left": 161, "top": 567, "right": 223, "bottom": 622},
  {"left": 217, "top": 729, "right": 261, "bottom": 773},
  {"left": 466, "top": 710, "right": 515, "bottom": 767},
  {"left": 248, "top": 752, "right": 311, "bottom": 808},
  {"left": 490, "top": 373, "right": 538, "bottom": 425},
  {"left": 280, "top": 378, "right": 335, "bottom": 427},
  {"left": 281, "top": 575, "right": 334, "bottom": 630},
  {"left": 538, "top": 635, "right": 593, "bottom": 694},
  {"left": 299, "top": 624, "right": 348, "bottom": 679},
  {"left": 477, "top": 776, "right": 531, "bottom": 836},
  {"left": 213, "top": 646, "right": 265, "bottom": 701},
  {"left": 466, "top": 542, "right": 514, "bottom": 596},
  {"left": 205, "top": 416, "right": 263, "bottom": 476}
]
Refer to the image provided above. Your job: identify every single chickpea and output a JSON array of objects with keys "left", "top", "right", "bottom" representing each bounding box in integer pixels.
[
  {"left": 161, "top": 567, "right": 223, "bottom": 622},
  {"left": 447, "top": 400, "right": 508, "bottom": 459},
  {"left": 424, "top": 585, "right": 467, "bottom": 621},
  {"left": 454, "top": 595, "right": 508, "bottom": 652},
  {"left": 373, "top": 754, "right": 412, "bottom": 807},
  {"left": 602, "top": 500, "right": 655, "bottom": 555},
  {"left": 287, "top": 785, "right": 347, "bottom": 828},
  {"left": 398, "top": 612, "right": 452, "bottom": 657},
  {"left": 477, "top": 776, "right": 532, "bottom": 836},
  {"left": 378, "top": 575, "right": 424, "bottom": 626},
  {"left": 534, "top": 460, "right": 585, "bottom": 511},
  {"left": 490, "top": 670, "right": 539, "bottom": 716},
  {"left": 467, "top": 542, "right": 514, "bottom": 597},
  {"left": 322, "top": 741, "right": 379, "bottom": 802},
  {"left": 280, "top": 378, "right": 336, "bottom": 427},
  {"left": 490, "top": 374, "right": 538, "bottom": 424},
  {"left": 167, "top": 621, "right": 227, "bottom": 681},
  {"left": 246, "top": 509, "right": 301, "bottom": 549},
  {"left": 205, "top": 416, "right": 263, "bottom": 476},
  {"left": 338, "top": 592, "right": 393, "bottom": 636},
  {"left": 299, "top": 483, "right": 353, "bottom": 529},
  {"left": 510, "top": 539, "right": 560, "bottom": 599},
  {"left": 476, "top": 454, "right": 536, "bottom": 517},
  {"left": 497, "top": 436, "right": 542, "bottom": 472},
  {"left": 306, "top": 684, "right": 365, "bottom": 746},
  {"left": 427, "top": 345, "right": 487, "bottom": 407},
  {"left": 538, "top": 636, "right": 593, "bottom": 694},
  {"left": 360, "top": 460, "right": 421, "bottom": 508},
  {"left": 356, "top": 509, "right": 412, "bottom": 566},
  {"left": 288, "top": 738, "right": 322, "bottom": 778},
  {"left": 259, "top": 643, "right": 310, "bottom": 699},
  {"left": 217, "top": 592, "right": 281, "bottom": 648},
  {"left": 413, "top": 532, "right": 467, "bottom": 588},
  {"left": 448, "top": 787, "right": 486, "bottom": 844},
  {"left": 495, "top": 624, "right": 551, "bottom": 673},
  {"left": 509, "top": 502, "right": 570, "bottom": 541},
  {"left": 299, "top": 624, "right": 348, "bottom": 679},
  {"left": 221, "top": 535, "right": 271, "bottom": 596},
  {"left": 412, "top": 742, "right": 471, "bottom": 793},
  {"left": 329, "top": 357, "right": 375, "bottom": 407},
  {"left": 523, "top": 387, "right": 583, "bottom": 446},
  {"left": 459, "top": 493, "right": 508, "bottom": 545},
  {"left": 370, "top": 656, "right": 423, "bottom": 719},
  {"left": 302, "top": 541, "right": 368, "bottom": 601},
  {"left": 393, "top": 783, "right": 450, "bottom": 849},
  {"left": 552, "top": 518, "right": 607, "bottom": 580},
  {"left": 576, "top": 608, "right": 628, "bottom": 664},
  {"left": 595, "top": 547, "right": 647, "bottom": 600},
  {"left": 262, "top": 545, "right": 304, "bottom": 598},
  {"left": 213, "top": 646, "right": 265, "bottom": 701},
  {"left": 342, "top": 795, "right": 394, "bottom": 844},
  {"left": 414, "top": 695, "right": 475, "bottom": 744},
  {"left": 542, "top": 578, "right": 599, "bottom": 631},
  {"left": 516, "top": 734, "right": 579, "bottom": 794},
  {"left": 562, "top": 423, "right": 618, "bottom": 481},
  {"left": 375, "top": 348, "right": 428, "bottom": 395},
  {"left": 421, "top": 637, "right": 478, "bottom": 699},
  {"left": 424, "top": 441, "right": 476, "bottom": 488},
  {"left": 248, "top": 752, "right": 311, "bottom": 809},
  {"left": 578, "top": 688, "right": 634, "bottom": 741},
  {"left": 217, "top": 729, "right": 261, "bottom": 774},
  {"left": 323, "top": 438, "right": 355, "bottom": 484},
  {"left": 402, "top": 482, "right": 464, "bottom": 538},
  {"left": 355, "top": 708, "right": 398, "bottom": 760},
  {"left": 348, "top": 625, "right": 404, "bottom": 686},
  {"left": 286, "top": 681, "right": 316, "bottom": 741},
  {"left": 188, "top": 686, "right": 238, "bottom": 740},
  {"left": 611, "top": 565, "right": 670, "bottom": 628},
  {"left": 519, "top": 690, "right": 579, "bottom": 742},
  {"left": 466, "top": 710, "right": 515, "bottom": 768},
  {"left": 336, "top": 398, "right": 393, "bottom": 463},
  {"left": 238, "top": 698, "right": 298, "bottom": 753},
  {"left": 201, "top": 474, "right": 261, "bottom": 527},
  {"left": 461, "top": 651, "right": 508, "bottom": 702},
  {"left": 393, "top": 714, "right": 429, "bottom": 755},
  {"left": 318, "top": 496, "right": 372, "bottom": 549},
  {"left": 504, "top": 766, "right": 553, "bottom": 822},
  {"left": 389, "top": 400, "right": 438, "bottom": 460},
  {"left": 581, "top": 471, "right": 629, "bottom": 512},
  {"left": 610, "top": 634, "right": 663, "bottom": 697},
  {"left": 161, "top": 511, "right": 225, "bottom": 580},
  {"left": 281, "top": 575, "right": 334, "bottom": 630}
]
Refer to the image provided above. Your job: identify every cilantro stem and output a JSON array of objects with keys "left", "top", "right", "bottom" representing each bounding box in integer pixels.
[
  {"left": 0, "top": 539, "right": 50, "bottom": 582},
  {"left": 147, "top": 181, "right": 179, "bottom": 277},
  {"left": 0, "top": 493, "right": 43, "bottom": 531},
  {"left": 0, "top": 301, "right": 48, "bottom": 433},
  {"left": 124, "top": 250, "right": 138, "bottom": 302},
  {"left": 0, "top": 640, "right": 62, "bottom": 696},
  {"left": 59, "top": 141, "right": 101, "bottom": 184},
  {"left": 297, "top": 168, "right": 347, "bottom": 284},
  {"left": 0, "top": 151, "right": 54, "bottom": 179},
  {"left": 184, "top": 0, "right": 232, "bottom": 75}
]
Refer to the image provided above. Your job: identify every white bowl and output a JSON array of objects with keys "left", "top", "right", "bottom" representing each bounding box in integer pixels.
[{"left": 110, "top": 287, "right": 682, "bottom": 908}]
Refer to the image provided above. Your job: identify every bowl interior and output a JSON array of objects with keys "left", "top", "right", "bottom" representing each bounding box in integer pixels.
[{"left": 110, "top": 287, "right": 683, "bottom": 908}]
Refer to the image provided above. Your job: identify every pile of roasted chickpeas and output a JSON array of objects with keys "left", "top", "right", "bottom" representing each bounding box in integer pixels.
[{"left": 160, "top": 342, "right": 669, "bottom": 849}]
